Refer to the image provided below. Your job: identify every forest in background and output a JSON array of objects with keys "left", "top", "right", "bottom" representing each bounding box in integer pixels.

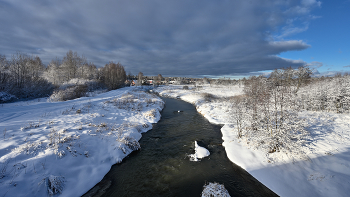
[{"left": 0, "top": 50, "right": 126, "bottom": 102}]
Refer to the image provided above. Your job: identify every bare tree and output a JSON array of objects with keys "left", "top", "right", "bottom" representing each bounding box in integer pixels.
[
  {"left": 137, "top": 72, "right": 143, "bottom": 86},
  {"left": 233, "top": 67, "right": 310, "bottom": 156},
  {"left": 231, "top": 95, "right": 246, "bottom": 138},
  {"left": 1, "top": 52, "right": 53, "bottom": 99},
  {"left": 101, "top": 62, "right": 126, "bottom": 90},
  {"left": 295, "top": 65, "right": 312, "bottom": 92},
  {"left": 156, "top": 74, "right": 163, "bottom": 85},
  {"left": 0, "top": 55, "right": 9, "bottom": 91},
  {"left": 61, "top": 50, "right": 86, "bottom": 81}
]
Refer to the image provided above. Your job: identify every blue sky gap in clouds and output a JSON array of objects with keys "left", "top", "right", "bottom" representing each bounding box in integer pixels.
[{"left": 0, "top": 0, "right": 349, "bottom": 76}]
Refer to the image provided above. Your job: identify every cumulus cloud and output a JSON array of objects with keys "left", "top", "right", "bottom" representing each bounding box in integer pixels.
[{"left": 0, "top": 0, "right": 320, "bottom": 76}]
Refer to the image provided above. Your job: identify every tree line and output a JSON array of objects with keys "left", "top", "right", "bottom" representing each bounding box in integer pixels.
[
  {"left": 0, "top": 50, "right": 127, "bottom": 102},
  {"left": 230, "top": 66, "right": 350, "bottom": 158}
]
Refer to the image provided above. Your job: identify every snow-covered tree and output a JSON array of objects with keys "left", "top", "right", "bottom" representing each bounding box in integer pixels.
[
  {"left": 231, "top": 67, "right": 311, "bottom": 157},
  {"left": 60, "top": 50, "right": 86, "bottom": 81}
]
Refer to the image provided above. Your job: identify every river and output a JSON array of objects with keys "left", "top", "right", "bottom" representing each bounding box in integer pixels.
[{"left": 83, "top": 97, "right": 278, "bottom": 197}]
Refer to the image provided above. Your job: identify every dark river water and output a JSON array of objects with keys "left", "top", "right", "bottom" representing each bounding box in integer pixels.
[{"left": 83, "top": 97, "right": 278, "bottom": 197}]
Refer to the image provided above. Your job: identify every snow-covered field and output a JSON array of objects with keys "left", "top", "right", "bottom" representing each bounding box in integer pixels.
[
  {"left": 0, "top": 87, "right": 164, "bottom": 197},
  {"left": 155, "top": 85, "right": 350, "bottom": 197}
]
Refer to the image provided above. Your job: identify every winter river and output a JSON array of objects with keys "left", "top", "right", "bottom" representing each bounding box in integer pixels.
[{"left": 83, "top": 97, "right": 277, "bottom": 197}]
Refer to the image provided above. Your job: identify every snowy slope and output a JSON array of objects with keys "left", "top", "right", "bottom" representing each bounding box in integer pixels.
[
  {"left": 0, "top": 87, "right": 164, "bottom": 197},
  {"left": 155, "top": 84, "right": 350, "bottom": 197}
]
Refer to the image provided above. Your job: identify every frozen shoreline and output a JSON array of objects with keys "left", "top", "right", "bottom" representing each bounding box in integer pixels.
[
  {"left": 155, "top": 84, "right": 350, "bottom": 197},
  {"left": 0, "top": 87, "right": 164, "bottom": 197}
]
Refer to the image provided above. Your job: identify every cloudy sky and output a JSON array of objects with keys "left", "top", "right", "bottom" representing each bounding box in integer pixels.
[{"left": 0, "top": 0, "right": 349, "bottom": 77}]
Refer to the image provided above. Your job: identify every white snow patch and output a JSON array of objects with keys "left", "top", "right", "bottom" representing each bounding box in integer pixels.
[
  {"left": 201, "top": 182, "right": 231, "bottom": 197},
  {"left": 189, "top": 141, "right": 210, "bottom": 161}
]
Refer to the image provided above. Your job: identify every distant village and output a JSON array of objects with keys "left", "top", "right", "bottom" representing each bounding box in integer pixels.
[{"left": 125, "top": 74, "right": 239, "bottom": 86}]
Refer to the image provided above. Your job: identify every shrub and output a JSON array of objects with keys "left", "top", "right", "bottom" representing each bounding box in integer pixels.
[
  {"left": 50, "top": 84, "right": 88, "bottom": 101},
  {"left": 0, "top": 92, "right": 16, "bottom": 103},
  {"left": 47, "top": 175, "right": 65, "bottom": 195},
  {"left": 201, "top": 93, "right": 216, "bottom": 102},
  {"left": 49, "top": 78, "right": 106, "bottom": 101}
]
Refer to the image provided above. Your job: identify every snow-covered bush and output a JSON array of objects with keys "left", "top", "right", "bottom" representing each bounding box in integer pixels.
[
  {"left": 230, "top": 69, "right": 348, "bottom": 159},
  {"left": 59, "top": 78, "right": 104, "bottom": 92},
  {"left": 50, "top": 85, "right": 88, "bottom": 101},
  {"left": 297, "top": 75, "right": 350, "bottom": 113},
  {"left": 105, "top": 91, "right": 163, "bottom": 112},
  {"left": 105, "top": 93, "right": 140, "bottom": 110},
  {"left": 0, "top": 161, "right": 9, "bottom": 179},
  {"left": 12, "top": 142, "right": 44, "bottom": 155},
  {"left": 201, "top": 182, "right": 230, "bottom": 197},
  {"left": 118, "top": 136, "right": 141, "bottom": 154},
  {"left": 49, "top": 78, "right": 106, "bottom": 101},
  {"left": 202, "top": 93, "right": 216, "bottom": 102},
  {"left": 144, "top": 109, "right": 157, "bottom": 118},
  {"left": 46, "top": 175, "right": 65, "bottom": 195},
  {"left": 120, "top": 136, "right": 141, "bottom": 151},
  {"left": 0, "top": 91, "right": 16, "bottom": 103},
  {"left": 0, "top": 53, "right": 55, "bottom": 101},
  {"left": 230, "top": 73, "right": 310, "bottom": 158}
]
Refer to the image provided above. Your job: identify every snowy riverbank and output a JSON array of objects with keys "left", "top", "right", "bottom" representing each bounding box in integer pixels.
[
  {"left": 0, "top": 87, "right": 164, "bottom": 197},
  {"left": 155, "top": 84, "right": 350, "bottom": 197}
]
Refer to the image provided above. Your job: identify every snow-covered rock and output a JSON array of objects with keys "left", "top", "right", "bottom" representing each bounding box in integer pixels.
[
  {"left": 201, "top": 182, "right": 230, "bottom": 197},
  {"left": 189, "top": 141, "right": 210, "bottom": 161}
]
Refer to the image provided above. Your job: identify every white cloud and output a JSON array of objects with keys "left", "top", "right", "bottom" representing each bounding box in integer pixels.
[
  {"left": 278, "top": 56, "right": 307, "bottom": 65},
  {"left": 302, "top": 0, "right": 322, "bottom": 7},
  {"left": 281, "top": 21, "right": 309, "bottom": 38},
  {"left": 307, "top": 61, "right": 324, "bottom": 68}
]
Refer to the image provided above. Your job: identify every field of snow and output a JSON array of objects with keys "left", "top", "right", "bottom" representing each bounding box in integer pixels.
[
  {"left": 155, "top": 84, "right": 350, "bottom": 197},
  {"left": 0, "top": 86, "right": 164, "bottom": 197}
]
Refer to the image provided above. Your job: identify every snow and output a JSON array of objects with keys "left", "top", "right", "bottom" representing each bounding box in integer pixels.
[
  {"left": 0, "top": 86, "right": 164, "bottom": 197},
  {"left": 2, "top": 83, "right": 349, "bottom": 197},
  {"left": 189, "top": 141, "right": 210, "bottom": 161},
  {"left": 201, "top": 182, "right": 230, "bottom": 197},
  {"left": 155, "top": 84, "right": 350, "bottom": 197}
]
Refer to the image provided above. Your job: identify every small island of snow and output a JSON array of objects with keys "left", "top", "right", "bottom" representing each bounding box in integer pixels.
[{"left": 189, "top": 141, "right": 210, "bottom": 161}]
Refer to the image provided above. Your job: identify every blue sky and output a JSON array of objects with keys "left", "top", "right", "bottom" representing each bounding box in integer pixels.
[
  {"left": 279, "top": 0, "right": 350, "bottom": 75},
  {"left": 0, "top": 0, "right": 349, "bottom": 77}
]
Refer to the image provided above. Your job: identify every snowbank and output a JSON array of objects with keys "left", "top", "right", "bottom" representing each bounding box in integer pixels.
[
  {"left": 155, "top": 84, "right": 350, "bottom": 197},
  {"left": 0, "top": 87, "right": 164, "bottom": 197}
]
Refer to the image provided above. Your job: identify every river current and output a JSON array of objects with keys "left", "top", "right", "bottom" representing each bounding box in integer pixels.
[{"left": 83, "top": 97, "right": 277, "bottom": 197}]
